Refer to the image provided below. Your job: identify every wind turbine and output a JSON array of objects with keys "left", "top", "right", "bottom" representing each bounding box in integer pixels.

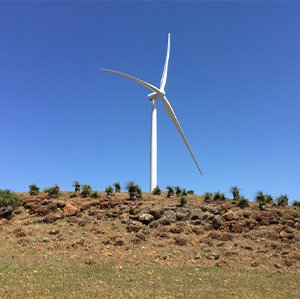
[{"left": 101, "top": 33, "right": 202, "bottom": 191}]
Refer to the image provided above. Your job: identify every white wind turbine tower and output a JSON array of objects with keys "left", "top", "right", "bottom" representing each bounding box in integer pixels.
[{"left": 101, "top": 33, "right": 202, "bottom": 191}]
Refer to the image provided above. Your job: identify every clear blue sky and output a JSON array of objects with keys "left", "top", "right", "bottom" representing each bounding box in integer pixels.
[{"left": 0, "top": 2, "right": 299, "bottom": 202}]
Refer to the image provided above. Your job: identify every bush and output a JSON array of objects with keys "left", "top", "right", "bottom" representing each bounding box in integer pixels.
[
  {"left": 125, "top": 181, "right": 141, "bottom": 200},
  {"left": 236, "top": 196, "right": 249, "bottom": 209},
  {"left": 166, "top": 186, "right": 174, "bottom": 198},
  {"left": 105, "top": 185, "right": 113, "bottom": 196},
  {"left": 212, "top": 192, "right": 226, "bottom": 202},
  {"left": 187, "top": 190, "right": 194, "bottom": 195},
  {"left": 44, "top": 185, "right": 60, "bottom": 198},
  {"left": 72, "top": 181, "right": 81, "bottom": 192},
  {"left": 0, "top": 190, "right": 20, "bottom": 208},
  {"left": 230, "top": 186, "right": 240, "bottom": 202},
  {"left": 275, "top": 195, "right": 289, "bottom": 206},
  {"left": 182, "top": 188, "right": 188, "bottom": 196},
  {"left": 91, "top": 191, "right": 99, "bottom": 199},
  {"left": 255, "top": 191, "right": 265, "bottom": 205},
  {"left": 179, "top": 195, "right": 187, "bottom": 207},
  {"left": 293, "top": 200, "right": 300, "bottom": 207},
  {"left": 113, "top": 182, "right": 121, "bottom": 193},
  {"left": 28, "top": 184, "right": 40, "bottom": 196},
  {"left": 152, "top": 186, "right": 161, "bottom": 195},
  {"left": 81, "top": 185, "right": 92, "bottom": 198},
  {"left": 174, "top": 186, "right": 182, "bottom": 196},
  {"left": 203, "top": 192, "right": 213, "bottom": 202},
  {"left": 264, "top": 194, "right": 273, "bottom": 204},
  {"left": 69, "top": 193, "right": 77, "bottom": 198}
]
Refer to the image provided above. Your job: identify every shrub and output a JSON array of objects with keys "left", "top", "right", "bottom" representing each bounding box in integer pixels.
[
  {"left": 152, "top": 186, "right": 161, "bottom": 195},
  {"left": 166, "top": 186, "right": 174, "bottom": 198},
  {"left": 179, "top": 195, "right": 187, "bottom": 207},
  {"left": 69, "top": 193, "right": 77, "bottom": 198},
  {"left": 113, "top": 182, "right": 121, "bottom": 193},
  {"left": 28, "top": 184, "right": 40, "bottom": 196},
  {"left": 174, "top": 186, "right": 182, "bottom": 196},
  {"left": 125, "top": 181, "right": 141, "bottom": 200},
  {"left": 230, "top": 186, "right": 240, "bottom": 202},
  {"left": 182, "top": 188, "right": 188, "bottom": 196},
  {"left": 264, "top": 194, "right": 273, "bottom": 204},
  {"left": 203, "top": 192, "right": 213, "bottom": 202},
  {"left": 72, "top": 181, "right": 81, "bottom": 192},
  {"left": 0, "top": 189, "right": 20, "bottom": 208},
  {"left": 255, "top": 191, "right": 265, "bottom": 204},
  {"left": 212, "top": 192, "right": 226, "bottom": 202},
  {"left": 236, "top": 196, "right": 249, "bottom": 209},
  {"left": 91, "top": 191, "right": 99, "bottom": 199},
  {"left": 81, "top": 185, "right": 92, "bottom": 198},
  {"left": 292, "top": 200, "right": 300, "bottom": 207},
  {"left": 44, "top": 185, "right": 60, "bottom": 198},
  {"left": 105, "top": 185, "right": 113, "bottom": 196},
  {"left": 187, "top": 190, "right": 194, "bottom": 195},
  {"left": 275, "top": 195, "right": 289, "bottom": 206}
]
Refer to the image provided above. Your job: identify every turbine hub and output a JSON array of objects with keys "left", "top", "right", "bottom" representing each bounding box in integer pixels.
[{"left": 148, "top": 90, "right": 164, "bottom": 101}]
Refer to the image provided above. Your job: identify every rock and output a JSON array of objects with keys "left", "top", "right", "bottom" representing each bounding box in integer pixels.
[
  {"left": 201, "top": 206, "right": 223, "bottom": 215},
  {"left": 176, "top": 209, "right": 190, "bottom": 221},
  {"left": 211, "top": 216, "right": 221, "bottom": 229},
  {"left": 138, "top": 213, "right": 154, "bottom": 224},
  {"left": 195, "top": 254, "right": 201, "bottom": 260},
  {"left": 208, "top": 231, "right": 233, "bottom": 241},
  {"left": 49, "top": 229, "right": 60, "bottom": 235},
  {"left": 63, "top": 204, "right": 79, "bottom": 217},
  {"left": 229, "top": 221, "right": 243, "bottom": 233},
  {"left": 158, "top": 216, "right": 171, "bottom": 226},
  {"left": 206, "top": 253, "right": 219, "bottom": 260},
  {"left": 287, "top": 252, "right": 300, "bottom": 261},
  {"left": 0, "top": 218, "right": 8, "bottom": 225},
  {"left": 223, "top": 210, "right": 238, "bottom": 221},
  {"left": 215, "top": 260, "right": 228, "bottom": 268},
  {"left": 44, "top": 213, "right": 60, "bottom": 223},
  {"left": 174, "top": 237, "right": 187, "bottom": 246},
  {"left": 55, "top": 201, "right": 66, "bottom": 208},
  {"left": 169, "top": 225, "right": 183, "bottom": 234},
  {"left": 114, "top": 238, "right": 125, "bottom": 246},
  {"left": 148, "top": 208, "right": 164, "bottom": 220},
  {"left": 149, "top": 220, "right": 160, "bottom": 228},
  {"left": 127, "top": 221, "right": 142, "bottom": 233},
  {"left": 251, "top": 262, "right": 259, "bottom": 267},
  {"left": 162, "top": 210, "right": 177, "bottom": 222},
  {"left": 279, "top": 229, "right": 294, "bottom": 240},
  {"left": 190, "top": 209, "right": 206, "bottom": 220},
  {"left": 0, "top": 206, "right": 14, "bottom": 219}
]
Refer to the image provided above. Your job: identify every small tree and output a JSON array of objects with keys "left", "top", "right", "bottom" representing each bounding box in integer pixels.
[
  {"left": 28, "top": 184, "right": 40, "bottom": 196},
  {"left": 152, "top": 186, "right": 161, "bottom": 195},
  {"left": 236, "top": 196, "right": 249, "bottom": 209},
  {"left": 203, "top": 192, "right": 212, "bottom": 202},
  {"left": 187, "top": 190, "right": 194, "bottom": 195},
  {"left": 125, "top": 181, "right": 138, "bottom": 200},
  {"left": 72, "top": 181, "right": 81, "bottom": 193},
  {"left": 213, "top": 192, "right": 226, "bottom": 201},
  {"left": 174, "top": 186, "right": 182, "bottom": 196},
  {"left": 166, "top": 186, "right": 174, "bottom": 198},
  {"left": 105, "top": 185, "right": 113, "bottom": 196},
  {"left": 275, "top": 195, "right": 288, "bottom": 206},
  {"left": 230, "top": 186, "right": 240, "bottom": 202},
  {"left": 179, "top": 195, "right": 187, "bottom": 207},
  {"left": 0, "top": 189, "right": 20, "bottom": 208},
  {"left": 292, "top": 200, "right": 300, "bottom": 207},
  {"left": 81, "top": 185, "right": 92, "bottom": 198},
  {"left": 44, "top": 185, "right": 60, "bottom": 198},
  {"left": 264, "top": 194, "right": 273, "bottom": 204},
  {"left": 91, "top": 191, "right": 99, "bottom": 199},
  {"left": 113, "top": 182, "right": 121, "bottom": 193}
]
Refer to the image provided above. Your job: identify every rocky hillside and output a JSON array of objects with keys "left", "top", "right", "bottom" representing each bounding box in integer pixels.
[{"left": 1, "top": 192, "right": 299, "bottom": 269}]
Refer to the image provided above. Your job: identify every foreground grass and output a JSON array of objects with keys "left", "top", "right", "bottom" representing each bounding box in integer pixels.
[{"left": 0, "top": 254, "right": 299, "bottom": 299}]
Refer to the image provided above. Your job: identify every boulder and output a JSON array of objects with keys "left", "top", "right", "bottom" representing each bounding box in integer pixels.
[
  {"left": 138, "top": 213, "right": 154, "bottom": 224},
  {"left": 44, "top": 213, "right": 60, "bottom": 223},
  {"left": 0, "top": 206, "right": 13, "bottom": 219},
  {"left": 176, "top": 209, "right": 190, "bottom": 221},
  {"left": 63, "top": 204, "right": 79, "bottom": 217}
]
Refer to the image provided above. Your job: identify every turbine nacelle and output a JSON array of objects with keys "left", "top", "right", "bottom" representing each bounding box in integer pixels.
[{"left": 148, "top": 90, "right": 165, "bottom": 101}]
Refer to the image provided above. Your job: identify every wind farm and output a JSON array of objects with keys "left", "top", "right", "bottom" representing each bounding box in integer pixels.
[{"left": 102, "top": 33, "right": 202, "bottom": 192}]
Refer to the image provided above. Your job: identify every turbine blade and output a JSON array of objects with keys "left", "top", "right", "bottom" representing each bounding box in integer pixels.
[
  {"left": 160, "top": 33, "right": 170, "bottom": 92},
  {"left": 101, "top": 68, "right": 161, "bottom": 94},
  {"left": 161, "top": 96, "right": 203, "bottom": 175}
]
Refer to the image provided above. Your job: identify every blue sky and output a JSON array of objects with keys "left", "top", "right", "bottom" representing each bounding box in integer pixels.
[{"left": 0, "top": 2, "right": 299, "bottom": 202}]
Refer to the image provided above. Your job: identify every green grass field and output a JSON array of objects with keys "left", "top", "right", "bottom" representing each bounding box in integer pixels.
[{"left": 0, "top": 252, "right": 299, "bottom": 299}]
